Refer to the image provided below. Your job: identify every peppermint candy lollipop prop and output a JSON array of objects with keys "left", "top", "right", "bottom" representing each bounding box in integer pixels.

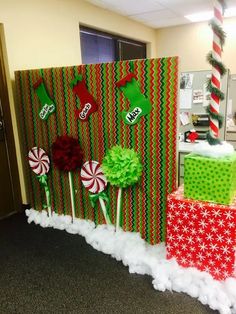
[
  {"left": 81, "top": 161, "right": 111, "bottom": 225},
  {"left": 28, "top": 147, "right": 52, "bottom": 217}
]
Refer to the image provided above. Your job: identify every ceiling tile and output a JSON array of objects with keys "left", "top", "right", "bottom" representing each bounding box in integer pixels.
[
  {"left": 145, "top": 17, "right": 189, "bottom": 28},
  {"left": 91, "top": 0, "right": 165, "bottom": 16},
  {"left": 130, "top": 9, "right": 177, "bottom": 23},
  {"left": 85, "top": 0, "right": 236, "bottom": 29}
]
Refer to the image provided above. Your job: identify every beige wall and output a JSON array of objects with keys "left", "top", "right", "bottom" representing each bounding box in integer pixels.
[
  {"left": 0, "top": 0, "right": 157, "bottom": 203},
  {"left": 0, "top": 0, "right": 157, "bottom": 77},
  {"left": 156, "top": 17, "right": 236, "bottom": 74}
]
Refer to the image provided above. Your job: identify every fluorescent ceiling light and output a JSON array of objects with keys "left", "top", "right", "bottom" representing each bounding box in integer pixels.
[
  {"left": 185, "top": 11, "right": 213, "bottom": 22},
  {"left": 185, "top": 7, "right": 236, "bottom": 23}
]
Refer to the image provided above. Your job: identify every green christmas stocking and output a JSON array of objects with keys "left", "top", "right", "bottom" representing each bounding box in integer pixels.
[
  {"left": 33, "top": 78, "right": 56, "bottom": 120},
  {"left": 116, "top": 73, "right": 152, "bottom": 125}
]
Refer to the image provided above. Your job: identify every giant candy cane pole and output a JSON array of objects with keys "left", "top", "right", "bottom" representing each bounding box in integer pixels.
[
  {"left": 209, "top": 0, "right": 223, "bottom": 139},
  {"left": 206, "top": 0, "right": 227, "bottom": 145}
]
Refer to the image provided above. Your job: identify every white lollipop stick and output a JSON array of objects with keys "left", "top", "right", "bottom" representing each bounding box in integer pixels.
[
  {"left": 116, "top": 187, "right": 122, "bottom": 231},
  {"left": 69, "top": 171, "right": 76, "bottom": 222},
  {"left": 99, "top": 198, "right": 111, "bottom": 225}
]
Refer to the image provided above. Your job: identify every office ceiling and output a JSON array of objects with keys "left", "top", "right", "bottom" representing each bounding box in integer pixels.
[{"left": 85, "top": 0, "right": 236, "bottom": 28}]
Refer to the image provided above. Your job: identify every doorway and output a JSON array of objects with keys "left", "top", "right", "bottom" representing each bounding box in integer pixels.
[{"left": 0, "top": 24, "right": 21, "bottom": 218}]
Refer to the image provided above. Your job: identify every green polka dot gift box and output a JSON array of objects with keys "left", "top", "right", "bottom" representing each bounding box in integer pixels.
[{"left": 184, "top": 153, "right": 236, "bottom": 205}]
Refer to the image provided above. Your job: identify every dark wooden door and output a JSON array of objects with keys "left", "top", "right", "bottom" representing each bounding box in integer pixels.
[
  {"left": 0, "top": 24, "right": 21, "bottom": 218},
  {"left": 0, "top": 100, "right": 15, "bottom": 217}
]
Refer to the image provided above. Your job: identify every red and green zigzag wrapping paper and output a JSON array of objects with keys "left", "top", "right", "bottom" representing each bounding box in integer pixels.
[{"left": 15, "top": 58, "right": 178, "bottom": 244}]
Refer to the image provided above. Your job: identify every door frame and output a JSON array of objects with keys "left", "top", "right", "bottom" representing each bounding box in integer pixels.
[{"left": 0, "top": 24, "right": 22, "bottom": 215}]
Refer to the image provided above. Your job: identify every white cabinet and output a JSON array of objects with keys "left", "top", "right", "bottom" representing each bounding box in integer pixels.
[{"left": 178, "top": 152, "right": 188, "bottom": 186}]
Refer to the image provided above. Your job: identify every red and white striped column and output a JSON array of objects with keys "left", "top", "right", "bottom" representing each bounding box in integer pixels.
[{"left": 210, "top": 0, "right": 224, "bottom": 139}]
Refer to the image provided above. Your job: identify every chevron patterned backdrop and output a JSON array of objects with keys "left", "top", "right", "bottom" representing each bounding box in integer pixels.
[{"left": 15, "top": 58, "right": 178, "bottom": 244}]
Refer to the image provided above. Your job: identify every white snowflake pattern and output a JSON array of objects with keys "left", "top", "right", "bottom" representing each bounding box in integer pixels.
[
  {"left": 196, "top": 236, "right": 202, "bottom": 242},
  {"left": 190, "top": 229, "right": 197, "bottom": 235},
  {"left": 173, "top": 225, "right": 180, "bottom": 232},
  {"left": 197, "top": 252, "right": 205, "bottom": 260},
  {"left": 211, "top": 226, "right": 218, "bottom": 233},
  {"left": 176, "top": 249, "right": 182, "bottom": 255},
  {"left": 177, "top": 218, "right": 183, "bottom": 225},
  {"left": 190, "top": 246, "right": 196, "bottom": 252},
  {"left": 186, "top": 252, "right": 192, "bottom": 259},
  {"left": 196, "top": 260, "right": 203, "bottom": 266},
  {"left": 182, "top": 226, "right": 189, "bottom": 233},
  {"left": 224, "top": 211, "right": 234, "bottom": 220},
  {"left": 221, "top": 246, "right": 230, "bottom": 254},
  {"left": 187, "top": 236, "right": 194, "bottom": 244},
  {"left": 221, "top": 263, "right": 227, "bottom": 269},
  {"left": 178, "top": 203, "right": 186, "bottom": 210},
  {"left": 218, "top": 219, "right": 225, "bottom": 227},
  {"left": 224, "top": 229, "right": 231, "bottom": 235},
  {"left": 181, "top": 256, "right": 187, "bottom": 264},
  {"left": 209, "top": 218, "right": 215, "bottom": 224},
  {"left": 226, "top": 237, "right": 233, "bottom": 245},
  {"left": 215, "top": 254, "right": 222, "bottom": 261},
  {"left": 169, "top": 202, "right": 175, "bottom": 211},
  {"left": 204, "top": 266, "right": 210, "bottom": 272},
  {"left": 202, "top": 210, "right": 210, "bottom": 218},
  {"left": 189, "top": 221, "right": 194, "bottom": 227},
  {"left": 223, "top": 270, "right": 229, "bottom": 278},
  {"left": 192, "top": 214, "right": 198, "bottom": 220},
  {"left": 189, "top": 204, "right": 197, "bottom": 212},
  {"left": 183, "top": 212, "right": 189, "bottom": 219},
  {"left": 189, "top": 260, "right": 195, "bottom": 267},
  {"left": 214, "top": 268, "right": 221, "bottom": 276},
  {"left": 209, "top": 243, "right": 218, "bottom": 251},
  {"left": 209, "top": 259, "right": 215, "bottom": 266},
  {"left": 182, "top": 243, "right": 187, "bottom": 251},
  {"left": 166, "top": 244, "right": 173, "bottom": 251},
  {"left": 199, "top": 243, "right": 208, "bottom": 251},
  {"left": 228, "top": 222, "right": 235, "bottom": 228},
  {"left": 216, "top": 234, "right": 224, "bottom": 243},
  {"left": 197, "top": 203, "right": 205, "bottom": 210},
  {"left": 168, "top": 234, "right": 175, "bottom": 241},
  {"left": 177, "top": 234, "right": 184, "bottom": 242},
  {"left": 225, "top": 256, "right": 231, "bottom": 262},
  {"left": 206, "top": 251, "right": 212, "bottom": 257},
  {"left": 167, "top": 212, "right": 174, "bottom": 220},
  {"left": 213, "top": 209, "right": 221, "bottom": 218},
  {"left": 175, "top": 210, "right": 180, "bottom": 217},
  {"left": 199, "top": 220, "right": 208, "bottom": 228},
  {"left": 199, "top": 228, "right": 205, "bottom": 234},
  {"left": 206, "top": 233, "right": 213, "bottom": 241}
]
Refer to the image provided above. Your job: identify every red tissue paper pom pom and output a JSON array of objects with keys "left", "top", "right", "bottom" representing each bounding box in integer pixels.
[{"left": 52, "top": 135, "right": 83, "bottom": 172}]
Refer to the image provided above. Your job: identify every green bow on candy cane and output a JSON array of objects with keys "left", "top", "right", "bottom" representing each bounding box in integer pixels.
[
  {"left": 37, "top": 174, "right": 52, "bottom": 211},
  {"left": 89, "top": 191, "right": 109, "bottom": 208},
  {"left": 89, "top": 191, "right": 111, "bottom": 225}
]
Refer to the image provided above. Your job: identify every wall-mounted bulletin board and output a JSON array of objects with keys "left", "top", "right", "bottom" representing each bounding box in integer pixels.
[{"left": 15, "top": 57, "right": 178, "bottom": 244}]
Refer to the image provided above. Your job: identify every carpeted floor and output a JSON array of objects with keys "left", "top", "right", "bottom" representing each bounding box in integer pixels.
[{"left": 0, "top": 213, "right": 218, "bottom": 314}]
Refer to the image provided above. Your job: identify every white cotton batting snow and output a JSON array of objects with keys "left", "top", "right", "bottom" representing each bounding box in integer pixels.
[
  {"left": 25, "top": 209, "right": 236, "bottom": 314},
  {"left": 192, "top": 141, "right": 235, "bottom": 158}
]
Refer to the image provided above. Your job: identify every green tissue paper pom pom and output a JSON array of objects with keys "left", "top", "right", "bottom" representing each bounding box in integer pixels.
[{"left": 102, "top": 145, "right": 143, "bottom": 188}]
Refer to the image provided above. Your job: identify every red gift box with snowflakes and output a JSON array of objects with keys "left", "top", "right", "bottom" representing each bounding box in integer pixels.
[{"left": 166, "top": 186, "right": 236, "bottom": 281}]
